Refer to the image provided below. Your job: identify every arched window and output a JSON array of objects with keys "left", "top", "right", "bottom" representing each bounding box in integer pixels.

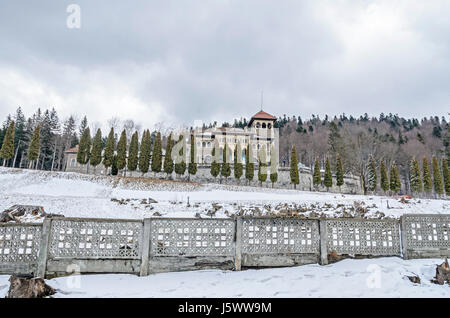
[
  {"left": 268, "top": 123, "right": 272, "bottom": 129},
  {"left": 202, "top": 142, "right": 206, "bottom": 147},
  {"left": 256, "top": 123, "right": 261, "bottom": 128},
  {"left": 262, "top": 123, "right": 266, "bottom": 128}
]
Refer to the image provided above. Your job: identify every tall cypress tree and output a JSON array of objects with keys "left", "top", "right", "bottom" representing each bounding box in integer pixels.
[
  {"left": 290, "top": 146, "right": 299, "bottom": 189},
  {"left": 432, "top": 155, "right": 444, "bottom": 196},
  {"left": 367, "top": 155, "right": 377, "bottom": 192},
  {"left": 269, "top": 144, "right": 278, "bottom": 188},
  {"left": 188, "top": 133, "right": 197, "bottom": 179},
  {"left": 127, "top": 131, "right": 139, "bottom": 173},
  {"left": 163, "top": 133, "right": 174, "bottom": 177},
  {"left": 77, "top": 127, "right": 91, "bottom": 172},
  {"left": 313, "top": 157, "right": 321, "bottom": 189},
  {"left": 389, "top": 161, "right": 401, "bottom": 194},
  {"left": 90, "top": 128, "right": 103, "bottom": 173},
  {"left": 151, "top": 131, "right": 162, "bottom": 173},
  {"left": 257, "top": 145, "right": 267, "bottom": 186},
  {"left": 336, "top": 154, "right": 344, "bottom": 191},
  {"left": 245, "top": 143, "right": 254, "bottom": 184},
  {"left": 422, "top": 157, "right": 433, "bottom": 195},
  {"left": 0, "top": 121, "right": 15, "bottom": 167},
  {"left": 409, "top": 157, "right": 423, "bottom": 194},
  {"left": 210, "top": 138, "right": 220, "bottom": 181},
  {"left": 442, "top": 157, "right": 450, "bottom": 196},
  {"left": 103, "top": 128, "right": 115, "bottom": 174},
  {"left": 234, "top": 141, "right": 243, "bottom": 182},
  {"left": 139, "top": 130, "right": 151, "bottom": 175},
  {"left": 221, "top": 142, "right": 231, "bottom": 181},
  {"left": 324, "top": 156, "right": 333, "bottom": 191},
  {"left": 116, "top": 130, "right": 127, "bottom": 174},
  {"left": 174, "top": 135, "right": 186, "bottom": 178},
  {"left": 28, "top": 124, "right": 40, "bottom": 169},
  {"left": 380, "top": 160, "right": 389, "bottom": 193}
]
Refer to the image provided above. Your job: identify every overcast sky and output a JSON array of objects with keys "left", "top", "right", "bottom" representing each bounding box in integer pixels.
[{"left": 0, "top": 0, "right": 449, "bottom": 131}]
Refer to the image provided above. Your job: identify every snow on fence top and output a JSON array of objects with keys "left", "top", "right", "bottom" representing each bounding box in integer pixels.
[{"left": 1, "top": 214, "right": 450, "bottom": 277}]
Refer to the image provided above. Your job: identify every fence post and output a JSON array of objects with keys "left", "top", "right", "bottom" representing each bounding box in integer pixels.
[
  {"left": 235, "top": 217, "right": 243, "bottom": 271},
  {"left": 36, "top": 218, "right": 52, "bottom": 278},
  {"left": 139, "top": 218, "right": 152, "bottom": 276},
  {"left": 400, "top": 215, "right": 408, "bottom": 260},
  {"left": 319, "top": 219, "right": 328, "bottom": 265}
]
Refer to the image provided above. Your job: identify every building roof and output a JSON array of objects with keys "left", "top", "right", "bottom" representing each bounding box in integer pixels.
[
  {"left": 248, "top": 110, "right": 277, "bottom": 126},
  {"left": 65, "top": 145, "right": 79, "bottom": 154}
]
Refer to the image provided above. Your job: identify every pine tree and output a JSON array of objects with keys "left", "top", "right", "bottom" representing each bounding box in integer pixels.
[
  {"left": 432, "top": 155, "right": 444, "bottom": 196},
  {"left": 27, "top": 124, "right": 40, "bottom": 169},
  {"left": 111, "top": 155, "right": 118, "bottom": 176},
  {"left": 151, "top": 131, "right": 162, "bottom": 173},
  {"left": 139, "top": 130, "right": 151, "bottom": 175},
  {"left": 188, "top": 133, "right": 197, "bottom": 179},
  {"left": 367, "top": 155, "right": 377, "bottom": 192},
  {"left": 422, "top": 157, "right": 433, "bottom": 195},
  {"left": 77, "top": 127, "right": 91, "bottom": 172},
  {"left": 210, "top": 138, "right": 220, "bottom": 181},
  {"left": 442, "top": 157, "right": 450, "bottom": 196},
  {"left": 380, "top": 160, "right": 389, "bottom": 193},
  {"left": 0, "top": 121, "right": 15, "bottom": 166},
  {"left": 257, "top": 145, "right": 267, "bottom": 186},
  {"left": 221, "top": 142, "right": 231, "bottom": 181},
  {"left": 90, "top": 128, "right": 103, "bottom": 173},
  {"left": 127, "top": 131, "right": 139, "bottom": 173},
  {"left": 234, "top": 141, "right": 243, "bottom": 182},
  {"left": 269, "top": 144, "right": 278, "bottom": 188},
  {"left": 313, "top": 158, "right": 321, "bottom": 189},
  {"left": 290, "top": 146, "right": 299, "bottom": 189},
  {"left": 336, "top": 154, "right": 344, "bottom": 190},
  {"left": 103, "top": 128, "right": 115, "bottom": 174},
  {"left": 163, "top": 133, "right": 174, "bottom": 177},
  {"left": 324, "top": 156, "right": 333, "bottom": 191},
  {"left": 79, "top": 116, "right": 88, "bottom": 138},
  {"left": 245, "top": 144, "right": 254, "bottom": 184},
  {"left": 409, "top": 157, "right": 423, "bottom": 194},
  {"left": 116, "top": 130, "right": 127, "bottom": 173},
  {"left": 174, "top": 135, "right": 186, "bottom": 177},
  {"left": 389, "top": 161, "right": 401, "bottom": 194}
]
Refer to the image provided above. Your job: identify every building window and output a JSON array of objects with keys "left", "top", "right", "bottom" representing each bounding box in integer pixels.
[
  {"left": 71, "top": 159, "right": 76, "bottom": 167},
  {"left": 202, "top": 142, "right": 206, "bottom": 147},
  {"left": 268, "top": 123, "right": 272, "bottom": 129},
  {"left": 262, "top": 123, "right": 266, "bottom": 128},
  {"left": 256, "top": 123, "right": 261, "bottom": 128}
]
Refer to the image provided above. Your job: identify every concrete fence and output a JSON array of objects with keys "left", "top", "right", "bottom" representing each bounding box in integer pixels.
[{"left": 1, "top": 214, "right": 449, "bottom": 278}]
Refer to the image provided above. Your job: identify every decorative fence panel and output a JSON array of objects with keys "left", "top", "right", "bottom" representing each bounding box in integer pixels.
[
  {"left": 241, "top": 218, "right": 320, "bottom": 254},
  {"left": 48, "top": 218, "right": 142, "bottom": 259},
  {"left": 325, "top": 219, "right": 401, "bottom": 256},
  {"left": 149, "top": 218, "right": 235, "bottom": 257},
  {"left": 401, "top": 214, "right": 450, "bottom": 259}
]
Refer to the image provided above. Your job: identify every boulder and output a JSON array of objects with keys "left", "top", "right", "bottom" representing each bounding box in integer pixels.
[
  {"left": 7, "top": 275, "right": 56, "bottom": 298},
  {"left": 0, "top": 205, "right": 64, "bottom": 223}
]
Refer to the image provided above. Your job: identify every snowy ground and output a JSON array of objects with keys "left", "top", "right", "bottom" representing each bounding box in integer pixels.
[
  {"left": 1, "top": 257, "right": 449, "bottom": 297},
  {"left": 0, "top": 167, "right": 449, "bottom": 222}
]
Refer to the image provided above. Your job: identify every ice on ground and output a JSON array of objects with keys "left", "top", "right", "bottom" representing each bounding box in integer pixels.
[{"left": 1, "top": 257, "right": 448, "bottom": 298}]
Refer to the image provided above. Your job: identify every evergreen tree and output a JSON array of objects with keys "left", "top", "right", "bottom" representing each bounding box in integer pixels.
[
  {"left": 422, "top": 157, "right": 433, "bottom": 195},
  {"left": 245, "top": 144, "right": 254, "bottom": 184},
  {"left": 324, "top": 156, "right": 333, "bottom": 191},
  {"left": 79, "top": 116, "right": 88, "bottom": 138},
  {"left": 380, "top": 160, "right": 389, "bottom": 193},
  {"left": 151, "top": 131, "right": 163, "bottom": 173},
  {"left": 409, "top": 157, "right": 423, "bottom": 194},
  {"left": 174, "top": 135, "right": 186, "bottom": 177},
  {"left": 432, "top": 155, "right": 444, "bottom": 196},
  {"left": 389, "top": 161, "right": 401, "bottom": 194},
  {"left": 221, "top": 142, "right": 231, "bottom": 181},
  {"left": 13, "top": 107, "right": 27, "bottom": 168},
  {"left": 0, "top": 121, "right": 15, "bottom": 166},
  {"left": 116, "top": 130, "right": 127, "bottom": 173},
  {"left": 336, "top": 154, "right": 344, "bottom": 190},
  {"left": 27, "top": 124, "right": 40, "bottom": 169},
  {"left": 90, "top": 129, "right": 103, "bottom": 173},
  {"left": 442, "top": 157, "right": 450, "bottom": 196},
  {"left": 127, "top": 131, "right": 139, "bottom": 173},
  {"left": 103, "top": 128, "right": 115, "bottom": 174},
  {"left": 77, "top": 127, "right": 91, "bottom": 172},
  {"left": 111, "top": 154, "right": 118, "bottom": 176},
  {"left": 257, "top": 145, "right": 267, "bottom": 186},
  {"left": 234, "top": 141, "right": 243, "bottom": 182},
  {"left": 269, "top": 144, "right": 278, "bottom": 188},
  {"left": 163, "top": 133, "right": 174, "bottom": 177},
  {"left": 313, "top": 158, "right": 321, "bottom": 189},
  {"left": 290, "top": 146, "right": 299, "bottom": 189},
  {"left": 188, "top": 133, "right": 197, "bottom": 179},
  {"left": 139, "top": 130, "right": 151, "bottom": 175},
  {"left": 367, "top": 155, "right": 377, "bottom": 192},
  {"left": 210, "top": 139, "right": 220, "bottom": 181}
]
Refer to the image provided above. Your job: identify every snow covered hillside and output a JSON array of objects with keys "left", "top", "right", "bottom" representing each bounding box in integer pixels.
[
  {"left": 1, "top": 257, "right": 449, "bottom": 297},
  {"left": 0, "top": 167, "right": 448, "bottom": 221}
]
